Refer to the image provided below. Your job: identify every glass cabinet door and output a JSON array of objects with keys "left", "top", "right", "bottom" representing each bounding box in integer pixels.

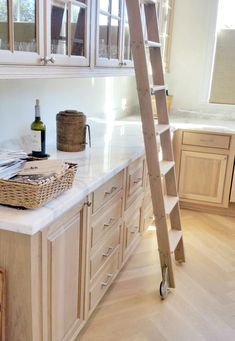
[
  {"left": 96, "top": 0, "right": 122, "bottom": 67},
  {"left": 121, "top": 2, "right": 133, "bottom": 67},
  {"left": 0, "top": 0, "right": 43, "bottom": 64},
  {"left": 46, "top": 0, "right": 90, "bottom": 66}
]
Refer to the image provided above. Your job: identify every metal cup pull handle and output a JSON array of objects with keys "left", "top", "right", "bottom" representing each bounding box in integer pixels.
[{"left": 85, "top": 124, "right": 91, "bottom": 148}]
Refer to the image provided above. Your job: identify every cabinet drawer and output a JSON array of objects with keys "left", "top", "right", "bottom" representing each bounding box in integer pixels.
[
  {"left": 89, "top": 249, "right": 119, "bottom": 311},
  {"left": 182, "top": 131, "right": 230, "bottom": 149},
  {"left": 90, "top": 226, "right": 120, "bottom": 279},
  {"left": 92, "top": 171, "right": 124, "bottom": 213},
  {"left": 125, "top": 208, "right": 141, "bottom": 249},
  {"left": 125, "top": 157, "right": 145, "bottom": 208},
  {"left": 91, "top": 196, "right": 122, "bottom": 248}
]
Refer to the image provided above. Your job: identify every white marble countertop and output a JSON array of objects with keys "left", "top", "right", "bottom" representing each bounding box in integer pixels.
[
  {"left": 1, "top": 114, "right": 235, "bottom": 235},
  {"left": 0, "top": 117, "right": 146, "bottom": 235}
]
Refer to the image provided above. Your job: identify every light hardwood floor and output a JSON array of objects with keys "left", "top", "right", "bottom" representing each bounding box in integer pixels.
[{"left": 78, "top": 209, "right": 235, "bottom": 341}]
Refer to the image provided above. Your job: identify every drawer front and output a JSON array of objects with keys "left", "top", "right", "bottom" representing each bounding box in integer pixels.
[
  {"left": 126, "top": 157, "right": 145, "bottom": 208},
  {"left": 92, "top": 171, "right": 124, "bottom": 213},
  {"left": 89, "top": 249, "right": 119, "bottom": 311},
  {"left": 91, "top": 197, "right": 122, "bottom": 247},
  {"left": 90, "top": 226, "right": 120, "bottom": 279},
  {"left": 125, "top": 209, "right": 140, "bottom": 249},
  {"left": 182, "top": 131, "right": 230, "bottom": 149}
]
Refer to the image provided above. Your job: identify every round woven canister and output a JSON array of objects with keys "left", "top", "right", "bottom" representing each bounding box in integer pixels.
[{"left": 56, "top": 110, "right": 87, "bottom": 152}]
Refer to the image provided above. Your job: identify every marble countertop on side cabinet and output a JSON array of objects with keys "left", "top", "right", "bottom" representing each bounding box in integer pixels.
[
  {"left": 0, "top": 117, "right": 145, "bottom": 235},
  {"left": 1, "top": 114, "right": 235, "bottom": 235}
]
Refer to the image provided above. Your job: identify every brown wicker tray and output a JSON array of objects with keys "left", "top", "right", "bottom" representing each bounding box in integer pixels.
[{"left": 0, "top": 163, "right": 77, "bottom": 209}]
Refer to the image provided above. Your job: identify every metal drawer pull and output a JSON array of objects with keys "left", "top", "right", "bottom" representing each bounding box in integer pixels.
[
  {"left": 105, "top": 186, "right": 118, "bottom": 196},
  {"left": 101, "top": 273, "right": 113, "bottom": 287},
  {"left": 102, "top": 246, "right": 114, "bottom": 257},
  {"left": 133, "top": 177, "right": 142, "bottom": 184},
  {"left": 199, "top": 138, "right": 213, "bottom": 143},
  {"left": 131, "top": 226, "right": 139, "bottom": 234},
  {"left": 104, "top": 218, "right": 115, "bottom": 227}
]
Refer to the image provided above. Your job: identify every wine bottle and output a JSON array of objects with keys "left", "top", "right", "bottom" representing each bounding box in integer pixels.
[{"left": 31, "top": 99, "right": 46, "bottom": 157}]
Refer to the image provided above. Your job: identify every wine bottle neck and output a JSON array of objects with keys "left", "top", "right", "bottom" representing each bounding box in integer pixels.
[{"left": 35, "top": 105, "right": 40, "bottom": 119}]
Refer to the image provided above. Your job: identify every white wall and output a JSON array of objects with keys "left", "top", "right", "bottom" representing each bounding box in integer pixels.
[
  {"left": 0, "top": 76, "right": 138, "bottom": 146},
  {"left": 166, "top": 0, "right": 235, "bottom": 118}
]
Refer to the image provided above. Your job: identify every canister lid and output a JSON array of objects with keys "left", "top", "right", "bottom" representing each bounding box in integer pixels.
[{"left": 57, "top": 110, "right": 85, "bottom": 117}]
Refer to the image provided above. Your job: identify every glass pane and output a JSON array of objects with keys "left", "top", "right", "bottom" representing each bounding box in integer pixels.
[
  {"left": 99, "top": 14, "right": 109, "bottom": 58},
  {"left": 71, "top": 6, "right": 85, "bottom": 56},
  {"left": 74, "top": 0, "right": 86, "bottom": 3},
  {"left": 13, "top": 0, "right": 36, "bottom": 52},
  {"left": 0, "top": 0, "right": 9, "bottom": 50},
  {"left": 51, "top": 1, "right": 68, "bottom": 55},
  {"left": 110, "top": 18, "right": 119, "bottom": 59},
  {"left": 124, "top": 23, "right": 131, "bottom": 60},
  {"left": 100, "top": 0, "right": 110, "bottom": 13},
  {"left": 111, "top": 0, "right": 120, "bottom": 16}
]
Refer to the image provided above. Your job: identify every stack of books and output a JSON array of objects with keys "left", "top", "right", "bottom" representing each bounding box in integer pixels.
[{"left": 0, "top": 150, "right": 27, "bottom": 180}]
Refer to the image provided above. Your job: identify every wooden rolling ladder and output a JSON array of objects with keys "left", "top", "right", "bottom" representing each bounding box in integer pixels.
[{"left": 126, "top": 0, "right": 185, "bottom": 298}]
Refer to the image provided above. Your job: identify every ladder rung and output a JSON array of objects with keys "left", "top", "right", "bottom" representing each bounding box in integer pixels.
[
  {"left": 141, "top": 0, "right": 156, "bottom": 5},
  {"left": 164, "top": 195, "right": 178, "bottom": 215},
  {"left": 145, "top": 40, "right": 161, "bottom": 48},
  {"left": 151, "top": 85, "right": 167, "bottom": 94},
  {"left": 169, "top": 230, "right": 183, "bottom": 253},
  {"left": 155, "top": 124, "right": 170, "bottom": 135},
  {"left": 160, "top": 161, "right": 175, "bottom": 176}
]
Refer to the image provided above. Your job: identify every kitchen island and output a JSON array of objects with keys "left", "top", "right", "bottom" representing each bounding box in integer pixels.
[{"left": 0, "top": 117, "right": 152, "bottom": 341}]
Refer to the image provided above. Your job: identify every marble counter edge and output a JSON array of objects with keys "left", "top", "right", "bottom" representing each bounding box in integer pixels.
[{"left": 0, "top": 148, "right": 145, "bottom": 235}]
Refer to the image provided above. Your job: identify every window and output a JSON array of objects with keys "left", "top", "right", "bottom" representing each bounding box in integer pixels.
[{"left": 210, "top": 0, "right": 235, "bottom": 104}]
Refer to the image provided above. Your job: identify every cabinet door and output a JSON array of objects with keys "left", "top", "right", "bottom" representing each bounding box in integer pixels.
[
  {"left": 96, "top": 0, "right": 122, "bottom": 67},
  {"left": 120, "top": 2, "right": 133, "bottom": 67},
  {"left": 42, "top": 203, "right": 86, "bottom": 341},
  {"left": 45, "top": 0, "right": 90, "bottom": 66},
  {"left": 179, "top": 151, "right": 227, "bottom": 204},
  {"left": 0, "top": 0, "right": 44, "bottom": 64}
]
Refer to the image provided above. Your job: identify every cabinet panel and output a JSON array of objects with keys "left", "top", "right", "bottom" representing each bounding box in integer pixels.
[
  {"left": 179, "top": 151, "right": 227, "bottom": 204},
  {"left": 42, "top": 203, "right": 86, "bottom": 341},
  {"left": 51, "top": 218, "right": 80, "bottom": 341},
  {"left": 89, "top": 249, "right": 119, "bottom": 311},
  {"left": 229, "top": 166, "right": 235, "bottom": 202},
  {"left": 91, "top": 195, "right": 122, "bottom": 248},
  {"left": 0, "top": 0, "right": 44, "bottom": 64},
  {"left": 90, "top": 225, "right": 120, "bottom": 279},
  {"left": 47, "top": 0, "right": 90, "bottom": 66},
  {"left": 92, "top": 170, "right": 124, "bottom": 213},
  {"left": 125, "top": 156, "right": 145, "bottom": 209},
  {"left": 182, "top": 132, "right": 230, "bottom": 149}
]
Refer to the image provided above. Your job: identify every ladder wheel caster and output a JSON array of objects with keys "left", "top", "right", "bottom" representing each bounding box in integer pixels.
[{"left": 159, "top": 265, "right": 169, "bottom": 300}]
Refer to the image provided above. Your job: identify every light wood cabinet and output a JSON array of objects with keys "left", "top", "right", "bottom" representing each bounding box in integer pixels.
[
  {"left": 179, "top": 151, "right": 228, "bottom": 204},
  {"left": 42, "top": 201, "right": 87, "bottom": 341},
  {"left": 173, "top": 129, "right": 235, "bottom": 211},
  {"left": 0, "top": 156, "right": 153, "bottom": 340}
]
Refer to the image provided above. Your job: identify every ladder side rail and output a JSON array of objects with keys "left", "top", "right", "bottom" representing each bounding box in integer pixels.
[
  {"left": 144, "top": 3, "right": 185, "bottom": 263},
  {"left": 125, "top": 0, "right": 170, "bottom": 234},
  {"left": 144, "top": 5, "right": 169, "bottom": 124}
]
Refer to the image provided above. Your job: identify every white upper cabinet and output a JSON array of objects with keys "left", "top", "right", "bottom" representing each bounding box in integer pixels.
[
  {"left": 0, "top": 0, "right": 90, "bottom": 66},
  {"left": 0, "top": 0, "right": 44, "bottom": 64},
  {"left": 95, "top": 0, "right": 133, "bottom": 67},
  {"left": 0, "top": 0, "right": 174, "bottom": 76},
  {"left": 45, "top": 0, "right": 90, "bottom": 66}
]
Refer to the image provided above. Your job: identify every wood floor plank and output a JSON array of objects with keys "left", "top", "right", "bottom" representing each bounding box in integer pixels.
[{"left": 78, "top": 209, "right": 235, "bottom": 341}]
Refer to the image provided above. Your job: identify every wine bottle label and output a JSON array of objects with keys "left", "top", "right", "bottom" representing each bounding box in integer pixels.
[{"left": 31, "top": 130, "right": 42, "bottom": 152}]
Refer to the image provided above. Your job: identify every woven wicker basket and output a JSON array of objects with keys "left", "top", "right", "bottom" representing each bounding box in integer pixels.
[{"left": 0, "top": 163, "right": 77, "bottom": 209}]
